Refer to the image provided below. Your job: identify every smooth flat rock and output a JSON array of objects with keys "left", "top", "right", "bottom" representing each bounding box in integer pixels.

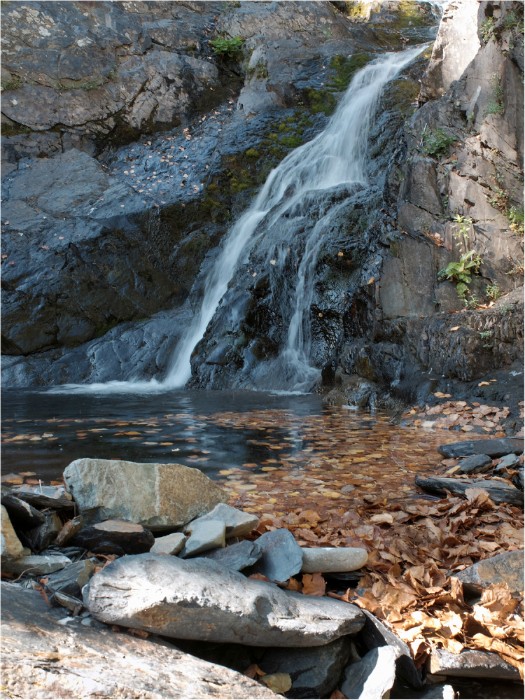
[
  {"left": 248, "top": 528, "right": 303, "bottom": 583},
  {"left": 428, "top": 648, "right": 521, "bottom": 680},
  {"left": 1, "top": 505, "right": 28, "bottom": 562},
  {"left": 2, "top": 553, "right": 72, "bottom": 576},
  {"left": 415, "top": 475, "right": 523, "bottom": 506},
  {"left": 438, "top": 439, "right": 523, "bottom": 459},
  {"left": 181, "top": 518, "right": 226, "bottom": 558},
  {"left": 259, "top": 637, "right": 353, "bottom": 698},
  {"left": 151, "top": 532, "right": 186, "bottom": 555},
  {"left": 458, "top": 454, "right": 492, "bottom": 474},
  {"left": 85, "top": 553, "right": 365, "bottom": 647},
  {"left": 191, "top": 503, "right": 259, "bottom": 538},
  {"left": 201, "top": 539, "right": 263, "bottom": 571},
  {"left": 360, "top": 609, "right": 423, "bottom": 688},
  {"left": 341, "top": 645, "right": 397, "bottom": 699},
  {"left": 301, "top": 547, "right": 368, "bottom": 573},
  {"left": 454, "top": 550, "right": 524, "bottom": 595},
  {"left": 63, "top": 458, "right": 228, "bottom": 531},
  {"left": 71, "top": 519, "right": 155, "bottom": 555},
  {"left": 1, "top": 582, "right": 278, "bottom": 699}
]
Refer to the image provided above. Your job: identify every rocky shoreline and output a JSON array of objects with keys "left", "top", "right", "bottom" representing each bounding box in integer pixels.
[{"left": 2, "top": 433, "right": 523, "bottom": 699}]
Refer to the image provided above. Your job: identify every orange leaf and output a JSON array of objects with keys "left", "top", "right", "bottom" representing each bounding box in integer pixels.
[{"left": 302, "top": 572, "right": 326, "bottom": 596}]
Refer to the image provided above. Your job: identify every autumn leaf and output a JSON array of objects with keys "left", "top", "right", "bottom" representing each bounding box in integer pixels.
[
  {"left": 302, "top": 573, "right": 326, "bottom": 596},
  {"left": 261, "top": 673, "right": 292, "bottom": 693},
  {"left": 243, "top": 664, "right": 265, "bottom": 679}
]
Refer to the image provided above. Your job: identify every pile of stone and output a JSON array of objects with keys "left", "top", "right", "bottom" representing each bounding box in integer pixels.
[
  {"left": 1, "top": 457, "right": 523, "bottom": 699},
  {"left": 416, "top": 437, "right": 524, "bottom": 506}
]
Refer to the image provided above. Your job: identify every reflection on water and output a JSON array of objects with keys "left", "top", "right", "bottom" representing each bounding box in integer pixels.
[{"left": 1, "top": 389, "right": 457, "bottom": 495}]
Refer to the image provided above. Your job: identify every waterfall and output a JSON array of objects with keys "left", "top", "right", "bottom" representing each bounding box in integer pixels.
[
  {"left": 165, "top": 44, "right": 426, "bottom": 391},
  {"left": 52, "top": 44, "right": 426, "bottom": 395}
]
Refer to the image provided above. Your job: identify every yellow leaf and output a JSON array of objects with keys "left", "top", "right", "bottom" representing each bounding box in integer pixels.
[
  {"left": 370, "top": 513, "right": 394, "bottom": 525},
  {"left": 450, "top": 326, "right": 460, "bottom": 331},
  {"left": 261, "top": 673, "right": 293, "bottom": 693}
]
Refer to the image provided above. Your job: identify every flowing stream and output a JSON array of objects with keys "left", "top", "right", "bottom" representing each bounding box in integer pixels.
[{"left": 53, "top": 44, "right": 426, "bottom": 395}]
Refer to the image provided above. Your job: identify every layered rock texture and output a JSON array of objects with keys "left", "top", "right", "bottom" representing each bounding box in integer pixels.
[{"left": 1, "top": 0, "right": 523, "bottom": 400}]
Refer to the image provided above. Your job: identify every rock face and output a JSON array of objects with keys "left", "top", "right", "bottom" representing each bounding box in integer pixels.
[
  {"left": 1, "top": 582, "right": 278, "bottom": 699},
  {"left": 0, "top": 505, "right": 28, "bottom": 561},
  {"left": 63, "top": 458, "right": 228, "bottom": 531},
  {"left": 85, "top": 553, "right": 365, "bottom": 647}
]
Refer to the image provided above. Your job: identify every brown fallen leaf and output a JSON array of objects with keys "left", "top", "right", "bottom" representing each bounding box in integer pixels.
[
  {"left": 243, "top": 664, "right": 265, "bottom": 679},
  {"left": 302, "top": 572, "right": 326, "bottom": 597}
]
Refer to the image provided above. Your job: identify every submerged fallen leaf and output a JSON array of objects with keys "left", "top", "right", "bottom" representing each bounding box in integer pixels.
[{"left": 261, "top": 673, "right": 292, "bottom": 693}]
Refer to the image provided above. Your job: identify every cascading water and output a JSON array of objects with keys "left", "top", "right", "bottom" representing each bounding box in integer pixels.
[
  {"left": 166, "top": 44, "right": 427, "bottom": 392},
  {"left": 53, "top": 43, "right": 427, "bottom": 395}
]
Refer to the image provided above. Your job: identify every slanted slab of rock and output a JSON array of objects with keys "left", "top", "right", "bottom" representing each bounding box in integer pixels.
[
  {"left": 495, "top": 454, "right": 520, "bottom": 471},
  {"left": 85, "top": 553, "right": 364, "bottom": 647},
  {"left": 151, "top": 532, "right": 186, "bottom": 555},
  {"left": 1, "top": 505, "right": 29, "bottom": 562},
  {"left": 259, "top": 637, "right": 353, "bottom": 698},
  {"left": 11, "top": 485, "right": 74, "bottom": 510},
  {"left": 22, "top": 510, "right": 63, "bottom": 553},
  {"left": 341, "top": 645, "right": 397, "bottom": 699},
  {"left": 63, "top": 458, "right": 227, "bottom": 531},
  {"left": 2, "top": 553, "right": 72, "bottom": 576},
  {"left": 360, "top": 610, "right": 423, "bottom": 688},
  {"left": 201, "top": 539, "right": 262, "bottom": 571},
  {"left": 1, "top": 582, "right": 278, "bottom": 699},
  {"left": 44, "top": 560, "right": 96, "bottom": 601},
  {"left": 458, "top": 454, "right": 492, "bottom": 474},
  {"left": 71, "top": 519, "right": 155, "bottom": 555},
  {"left": 1, "top": 494, "right": 46, "bottom": 529},
  {"left": 190, "top": 503, "right": 259, "bottom": 538},
  {"left": 248, "top": 528, "right": 303, "bottom": 583},
  {"left": 415, "top": 475, "right": 523, "bottom": 506},
  {"left": 429, "top": 648, "right": 521, "bottom": 680},
  {"left": 301, "top": 547, "right": 368, "bottom": 573},
  {"left": 454, "top": 550, "right": 524, "bottom": 596},
  {"left": 438, "top": 438, "right": 523, "bottom": 459},
  {"left": 181, "top": 518, "right": 226, "bottom": 558}
]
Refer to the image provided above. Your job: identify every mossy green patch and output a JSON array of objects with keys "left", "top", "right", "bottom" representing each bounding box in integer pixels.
[{"left": 327, "top": 53, "right": 371, "bottom": 91}]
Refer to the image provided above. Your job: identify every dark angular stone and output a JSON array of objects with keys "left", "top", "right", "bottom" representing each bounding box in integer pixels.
[
  {"left": 458, "top": 454, "right": 492, "bottom": 474},
  {"left": 415, "top": 475, "right": 523, "bottom": 506},
  {"left": 200, "top": 540, "right": 263, "bottom": 572},
  {"left": 1, "top": 494, "right": 46, "bottom": 529},
  {"left": 438, "top": 439, "right": 523, "bottom": 459},
  {"left": 247, "top": 529, "right": 303, "bottom": 583},
  {"left": 71, "top": 519, "right": 154, "bottom": 555}
]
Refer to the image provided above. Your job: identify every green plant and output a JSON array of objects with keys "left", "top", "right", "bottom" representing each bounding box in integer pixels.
[
  {"left": 327, "top": 53, "right": 370, "bottom": 91},
  {"left": 479, "top": 330, "right": 493, "bottom": 339},
  {"left": 507, "top": 206, "right": 524, "bottom": 235},
  {"left": 1, "top": 75, "right": 22, "bottom": 91},
  {"left": 480, "top": 17, "right": 497, "bottom": 43},
  {"left": 438, "top": 249, "right": 482, "bottom": 300},
  {"left": 209, "top": 35, "right": 244, "bottom": 57},
  {"left": 421, "top": 127, "right": 456, "bottom": 157},
  {"left": 452, "top": 214, "right": 473, "bottom": 253},
  {"left": 485, "top": 283, "right": 502, "bottom": 301},
  {"left": 485, "top": 75, "right": 504, "bottom": 116},
  {"left": 503, "top": 10, "right": 522, "bottom": 31}
]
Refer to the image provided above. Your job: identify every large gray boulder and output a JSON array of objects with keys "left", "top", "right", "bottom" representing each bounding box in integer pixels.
[
  {"left": 1, "top": 582, "right": 278, "bottom": 699},
  {"left": 63, "top": 458, "right": 228, "bottom": 531},
  {"left": 85, "top": 553, "right": 365, "bottom": 647}
]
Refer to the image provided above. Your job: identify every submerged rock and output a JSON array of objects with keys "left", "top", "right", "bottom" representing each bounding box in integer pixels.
[
  {"left": 63, "top": 458, "right": 227, "bottom": 531},
  {"left": 85, "top": 553, "right": 365, "bottom": 647}
]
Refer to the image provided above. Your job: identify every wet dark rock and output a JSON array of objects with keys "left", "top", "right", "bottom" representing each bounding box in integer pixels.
[
  {"left": 458, "top": 454, "right": 493, "bottom": 474},
  {"left": 454, "top": 550, "right": 524, "bottom": 596},
  {"left": 2, "top": 553, "right": 72, "bottom": 576},
  {"left": 258, "top": 637, "right": 353, "bottom": 698},
  {"left": 21, "top": 510, "right": 63, "bottom": 553},
  {"left": 438, "top": 439, "right": 524, "bottom": 459},
  {"left": 70, "top": 519, "right": 155, "bottom": 555},
  {"left": 55, "top": 515, "right": 85, "bottom": 547},
  {"left": 341, "top": 645, "right": 397, "bottom": 699},
  {"left": 43, "top": 559, "right": 96, "bottom": 605},
  {"left": 1, "top": 582, "right": 278, "bottom": 698},
  {"left": 201, "top": 539, "right": 263, "bottom": 572},
  {"left": 1, "top": 494, "right": 46, "bottom": 529},
  {"left": 415, "top": 475, "right": 523, "bottom": 506},
  {"left": 247, "top": 529, "right": 304, "bottom": 583},
  {"left": 85, "top": 553, "right": 365, "bottom": 646},
  {"left": 428, "top": 648, "right": 521, "bottom": 681}
]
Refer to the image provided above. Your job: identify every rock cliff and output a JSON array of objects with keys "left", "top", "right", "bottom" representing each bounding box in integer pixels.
[{"left": 1, "top": 0, "right": 522, "bottom": 403}]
